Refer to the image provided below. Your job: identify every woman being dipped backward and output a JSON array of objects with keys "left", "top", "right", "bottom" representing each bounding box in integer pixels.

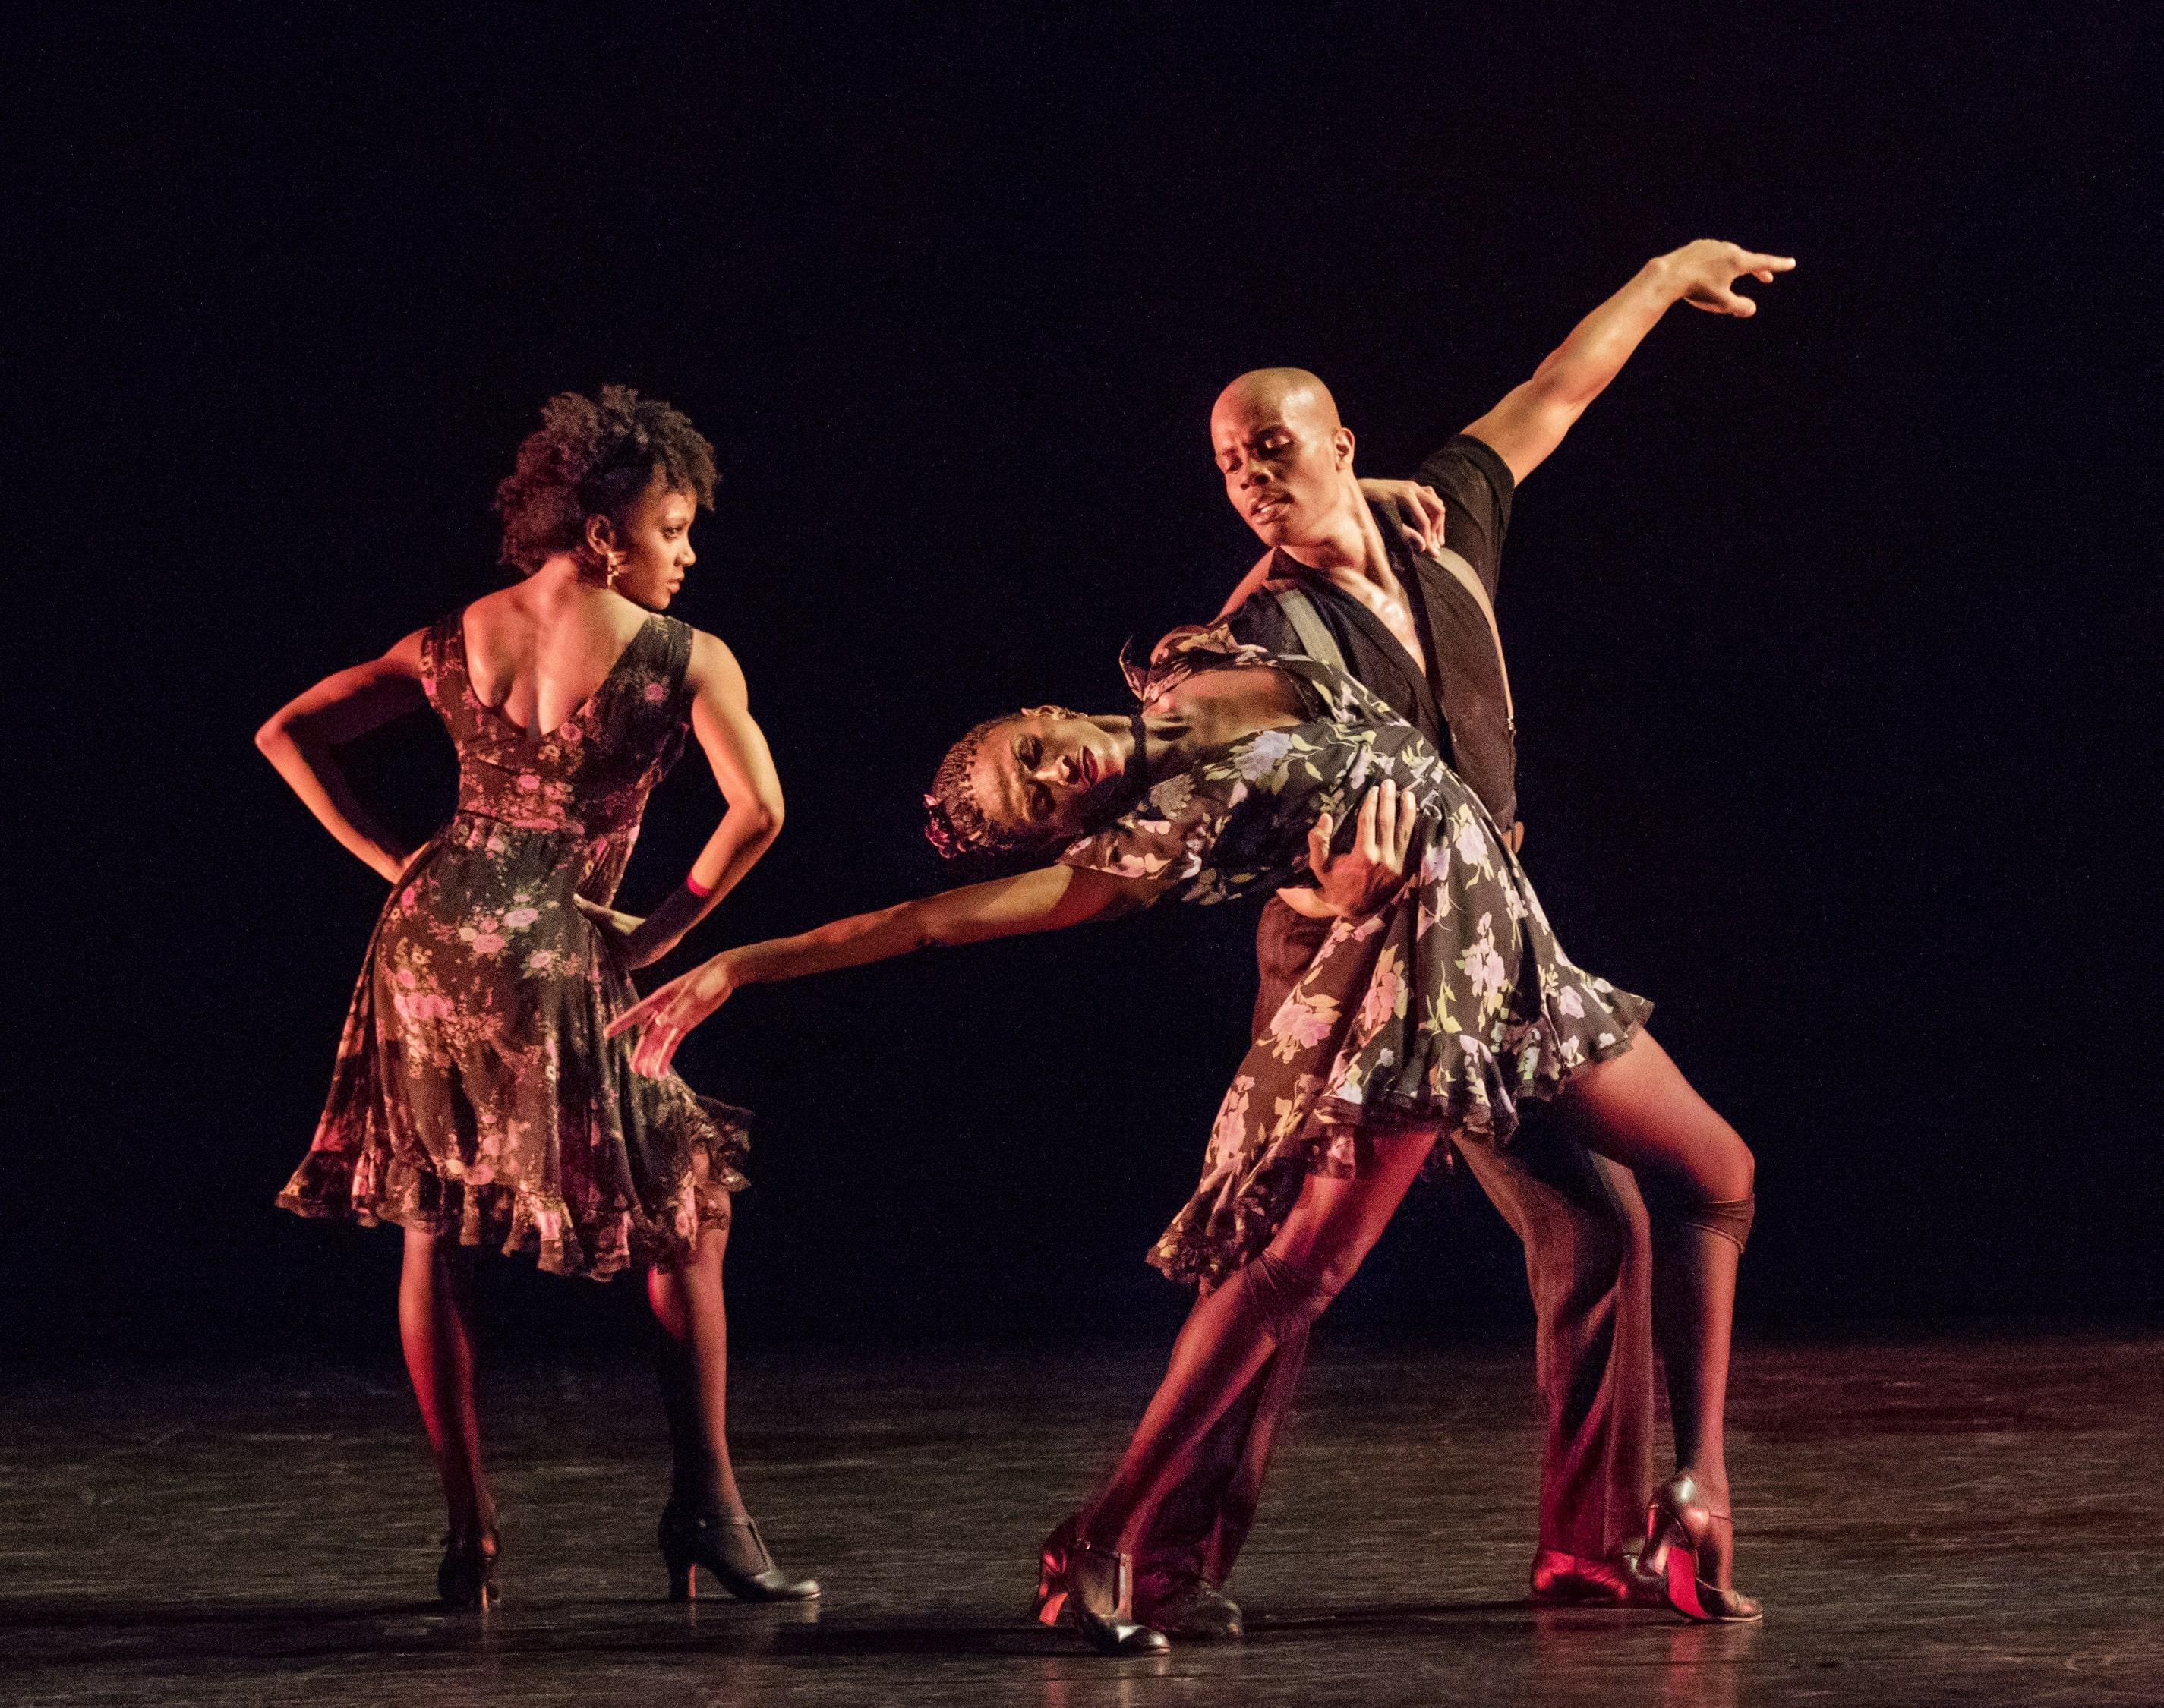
[
  {"left": 260, "top": 386, "right": 815, "bottom": 1609},
  {"left": 611, "top": 626, "right": 1761, "bottom": 1647}
]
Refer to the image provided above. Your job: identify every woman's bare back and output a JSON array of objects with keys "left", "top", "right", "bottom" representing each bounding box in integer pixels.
[{"left": 462, "top": 581, "right": 655, "bottom": 737}]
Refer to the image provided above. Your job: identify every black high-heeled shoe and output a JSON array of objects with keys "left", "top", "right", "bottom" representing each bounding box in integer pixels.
[
  {"left": 1029, "top": 1521, "right": 1170, "bottom": 1655},
  {"left": 437, "top": 1530, "right": 500, "bottom": 1611},
  {"left": 1636, "top": 1474, "right": 1762, "bottom": 1623},
  {"left": 658, "top": 1508, "right": 819, "bottom": 1602}
]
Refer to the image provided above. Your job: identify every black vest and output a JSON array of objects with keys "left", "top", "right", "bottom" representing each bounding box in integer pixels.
[{"left": 1264, "top": 503, "right": 1517, "bottom": 827}]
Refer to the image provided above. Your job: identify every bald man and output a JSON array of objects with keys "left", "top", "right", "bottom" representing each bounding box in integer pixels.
[{"left": 1132, "top": 241, "right": 1793, "bottom": 1636}]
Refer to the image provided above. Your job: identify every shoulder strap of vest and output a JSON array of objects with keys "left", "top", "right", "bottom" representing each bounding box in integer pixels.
[
  {"left": 1418, "top": 544, "right": 1514, "bottom": 729},
  {"left": 1263, "top": 581, "right": 1349, "bottom": 674}
]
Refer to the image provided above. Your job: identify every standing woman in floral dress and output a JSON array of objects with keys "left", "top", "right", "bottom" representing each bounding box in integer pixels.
[{"left": 257, "top": 386, "right": 815, "bottom": 1609}]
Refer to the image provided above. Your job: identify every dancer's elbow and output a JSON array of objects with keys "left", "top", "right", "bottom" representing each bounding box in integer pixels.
[{"left": 254, "top": 715, "right": 293, "bottom": 759}]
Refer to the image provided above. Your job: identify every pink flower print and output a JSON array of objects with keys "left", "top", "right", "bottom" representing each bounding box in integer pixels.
[
  {"left": 503, "top": 906, "right": 541, "bottom": 931},
  {"left": 525, "top": 948, "right": 557, "bottom": 975},
  {"left": 516, "top": 773, "right": 541, "bottom": 793},
  {"left": 560, "top": 720, "right": 583, "bottom": 742},
  {"left": 1267, "top": 991, "right": 1341, "bottom": 1061},
  {"left": 470, "top": 932, "right": 507, "bottom": 956},
  {"left": 1452, "top": 807, "right": 1487, "bottom": 870},
  {"left": 1456, "top": 914, "right": 1507, "bottom": 1007},
  {"left": 1358, "top": 947, "right": 1407, "bottom": 1035},
  {"left": 1235, "top": 729, "right": 1293, "bottom": 783},
  {"left": 642, "top": 681, "right": 667, "bottom": 704},
  {"left": 401, "top": 886, "right": 418, "bottom": 912},
  {"left": 1207, "top": 1076, "right": 1253, "bottom": 1164},
  {"left": 1556, "top": 985, "right": 1585, "bottom": 1019},
  {"left": 397, "top": 968, "right": 419, "bottom": 989}
]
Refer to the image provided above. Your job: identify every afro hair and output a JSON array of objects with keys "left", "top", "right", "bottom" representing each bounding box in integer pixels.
[{"left": 494, "top": 385, "right": 717, "bottom": 574}]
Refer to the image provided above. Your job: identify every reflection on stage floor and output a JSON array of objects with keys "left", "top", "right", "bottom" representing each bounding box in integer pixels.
[{"left": 2, "top": 1334, "right": 2158, "bottom": 1705}]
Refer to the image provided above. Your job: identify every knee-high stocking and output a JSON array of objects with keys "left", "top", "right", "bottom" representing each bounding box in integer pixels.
[
  {"left": 1087, "top": 1255, "right": 1330, "bottom": 1557},
  {"left": 1560, "top": 1032, "right": 1755, "bottom": 1530},
  {"left": 1648, "top": 1196, "right": 1752, "bottom": 1492},
  {"left": 1085, "top": 1133, "right": 1436, "bottom": 1558}
]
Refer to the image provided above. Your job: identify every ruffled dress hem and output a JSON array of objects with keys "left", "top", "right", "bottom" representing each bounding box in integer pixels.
[{"left": 278, "top": 1092, "right": 751, "bottom": 1283}]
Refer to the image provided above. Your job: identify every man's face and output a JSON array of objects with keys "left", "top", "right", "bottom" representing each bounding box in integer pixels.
[{"left": 1211, "top": 385, "right": 1354, "bottom": 550}]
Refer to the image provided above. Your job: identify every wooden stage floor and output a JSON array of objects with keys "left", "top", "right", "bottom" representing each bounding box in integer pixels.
[{"left": 2, "top": 1333, "right": 2158, "bottom": 1705}]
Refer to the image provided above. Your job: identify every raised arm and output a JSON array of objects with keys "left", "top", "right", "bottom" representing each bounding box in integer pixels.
[
  {"left": 605, "top": 863, "right": 1159, "bottom": 1077},
  {"left": 1465, "top": 239, "right": 1796, "bottom": 485},
  {"left": 578, "top": 630, "right": 787, "bottom": 968},
  {"left": 254, "top": 629, "right": 431, "bottom": 882}
]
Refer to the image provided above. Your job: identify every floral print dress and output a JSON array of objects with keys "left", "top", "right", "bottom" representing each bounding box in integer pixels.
[
  {"left": 1057, "top": 627, "right": 1652, "bottom": 1287},
  {"left": 277, "top": 609, "right": 749, "bottom": 1280}
]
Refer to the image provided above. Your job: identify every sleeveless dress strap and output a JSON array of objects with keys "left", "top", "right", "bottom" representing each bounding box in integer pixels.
[
  {"left": 418, "top": 610, "right": 474, "bottom": 736},
  {"left": 657, "top": 616, "right": 697, "bottom": 723}
]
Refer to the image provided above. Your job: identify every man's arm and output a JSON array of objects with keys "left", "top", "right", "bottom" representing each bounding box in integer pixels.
[{"left": 1465, "top": 239, "right": 1795, "bottom": 485}]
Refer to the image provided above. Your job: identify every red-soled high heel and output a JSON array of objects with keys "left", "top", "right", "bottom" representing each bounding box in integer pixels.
[
  {"left": 1030, "top": 1515, "right": 1077, "bottom": 1627},
  {"left": 1637, "top": 1475, "right": 1763, "bottom": 1623}
]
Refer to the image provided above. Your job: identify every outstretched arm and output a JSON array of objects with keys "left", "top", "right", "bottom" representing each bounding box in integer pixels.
[
  {"left": 254, "top": 629, "right": 431, "bottom": 882},
  {"left": 1465, "top": 239, "right": 1796, "bottom": 485},
  {"left": 578, "top": 630, "right": 786, "bottom": 968},
  {"left": 606, "top": 863, "right": 1159, "bottom": 1076}
]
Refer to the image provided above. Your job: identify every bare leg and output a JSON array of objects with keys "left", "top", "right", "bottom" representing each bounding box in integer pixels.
[
  {"left": 398, "top": 1227, "right": 495, "bottom": 1545},
  {"left": 648, "top": 1224, "right": 747, "bottom": 1522},
  {"left": 1561, "top": 1030, "right": 1755, "bottom": 1587},
  {"left": 1085, "top": 1130, "right": 1438, "bottom": 1557}
]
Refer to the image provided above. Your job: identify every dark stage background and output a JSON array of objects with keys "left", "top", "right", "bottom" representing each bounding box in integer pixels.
[{"left": 14, "top": 7, "right": 2156, "bottom": 1361}]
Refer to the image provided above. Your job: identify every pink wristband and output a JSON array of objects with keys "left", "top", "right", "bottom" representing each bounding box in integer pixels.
[{"left": 684, "top": 873, "right": 715, "bottom": 899}]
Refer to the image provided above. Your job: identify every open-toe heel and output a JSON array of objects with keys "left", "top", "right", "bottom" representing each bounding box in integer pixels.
[{"left": 1637, "top": 1475, "right": 1762, "bottom": 1624}]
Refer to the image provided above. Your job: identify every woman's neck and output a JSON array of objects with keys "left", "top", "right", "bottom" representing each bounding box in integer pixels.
[{"left": 1143, "top": 668, "right": 1305, "bottom": 781}]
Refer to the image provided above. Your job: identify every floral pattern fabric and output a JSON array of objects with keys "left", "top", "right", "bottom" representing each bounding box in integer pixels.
[
  {"left": 1058, "top": 626, "right": 1651, "bottom": 1287},
  {"left": 277, "top": 610, "right": 748, "bottom": 1281}
]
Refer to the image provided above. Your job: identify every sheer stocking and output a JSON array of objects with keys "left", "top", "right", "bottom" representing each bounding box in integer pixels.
[
  {"left": 648, "top": 1225, "right": 749, "bottom": 1522},
  {"left": 398, "top": 1228, "right": 495, "bottom": 1545},
  {"left": 1561, "top": 1029, "right": 1755, "bottom": 1586},
  {"left": 1084, "top": 1130, "right": 1438, "bottom": 1556}
]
